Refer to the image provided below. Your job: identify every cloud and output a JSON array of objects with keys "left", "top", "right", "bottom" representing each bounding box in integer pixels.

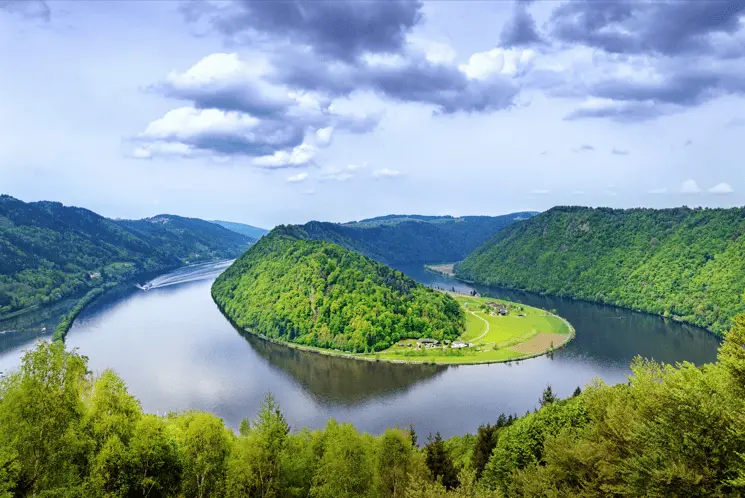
[
  {"left": 680, "top": 179, "right": 702, "bottom": 194},
  {"left": 530, "top": 189, "right": 549, "bottom": 195},
  {"left": 134, "top": 54, "right": 380, "bottom": 164},
  {"left": 182, "top": 0, "right": 424, "bottom": 63},
  {"left": 536, "top": 1, "right": 745, "bottom": 122},
  {"left": 708, "top": 182, "right": 734, "bottom": 195},
  {"left": 685, "top": 139, "right": 694, "bottom": 146},
  {"left": 500, "top": 2, "right": 544, "bottom": 47},
  {"left": 573, "top": 144, "right": 595, "bottom": 153},
  {"left": 611, "top": 148, "right": 629, "bottom": 155},
  {"left": 0, "top": 0, "right": 50, "bottom": 21},
  {"left": 181, "top": 3, "right": 536, "bottom": 116},
  {"left": 372, "top": 168, "right": 402, "bottom": 178},
  {"left": 319, "top": 162, "right": 367, "bottom": 182},
  {"left": 548, "top": 0, "right": 745, "bottom": 57},
  {"left": 301, "top": 188, "right": 316, "bottom": 196},
  {"left": 286, "top": 172, "right": 308, "bottom": 183},
  {"left": 726, "top": 117, "right": 745, "bottom": 128}
]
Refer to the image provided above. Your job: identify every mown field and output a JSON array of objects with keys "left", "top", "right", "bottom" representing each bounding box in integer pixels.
[{"left": 364, "top": 294, "right": 573, "bottom": 364}]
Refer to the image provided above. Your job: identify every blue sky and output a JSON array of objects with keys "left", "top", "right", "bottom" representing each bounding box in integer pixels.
[{"left": 1, "top": 0, "right": 743, "bottom": 228}]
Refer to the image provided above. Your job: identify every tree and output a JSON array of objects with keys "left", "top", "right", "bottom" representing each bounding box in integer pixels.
[
  {"left": 539, "top": 385, "right": 557, "bottom": 407},
  {"left": 376, "top": 429, "right": 413, "bottom": 498},
  {"left": 227, "top": 394, "right": 290, "bottom": 498},
  {"left": 310, "top": 420, "right": 373, "bottom": 498},
  {"left": 472, "top": 424, "right": 497, "bottom": 479},
  {"left": 572, "top": 386, "right": 582, "bottom": 397},
  {"left": 172, "top": 412, "right": 234, "bottom": 498},
  {"left": 0, "top": 340, "right": 89, "bottom": 494},
  {"left": 425, "top": 433, "right": 459, "bottom": 490}
]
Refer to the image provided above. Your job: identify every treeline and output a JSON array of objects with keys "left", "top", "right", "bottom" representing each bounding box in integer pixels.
[
  {"left": 212, "top": 230, "right": 465, "bottom": 352},
  {"left": 3, "top": 317, "right": 745, "bottom": 496},
  {"left": 276, "top": 212, "right": 537, "bottom": 265},
  {"left": 457, "top": 206, "right": 745, "bottom": 334},
  {"left": 0, "top": 195, "right": 253, "bottom": 318}
]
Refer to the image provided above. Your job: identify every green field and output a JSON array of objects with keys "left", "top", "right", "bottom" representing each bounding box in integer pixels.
[{"left": 364, "top": 294, "right": 573, "bottom": 364}]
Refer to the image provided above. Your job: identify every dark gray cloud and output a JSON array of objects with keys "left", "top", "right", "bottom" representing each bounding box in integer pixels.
[
  {"left": 611, "top": 148, "right": 629, "bottom": 155},
  {"left": 500, "top": 2, "right": 543, "bottom": 47},
  {"left": 564, "top": 101, "right": 667, "bottom": 122},
  {"left": 0, "top": 0, "right": 49, "bottom": 21},
  {"left": 549, "top": 0, "right": 745, "bottom": 57},
  {"left": 273, "top": 51, "right": 521, "bottom": 115},
  {"left": 182, "top": 0, "right": 423, "bottom": 62}
]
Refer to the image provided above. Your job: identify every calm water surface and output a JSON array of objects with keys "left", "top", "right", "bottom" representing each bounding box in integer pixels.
[{"left": 0, "top": 261, "right": 720, "bottom": 438}]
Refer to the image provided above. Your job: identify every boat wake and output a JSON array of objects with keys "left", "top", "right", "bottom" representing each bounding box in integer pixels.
[{"left": 137, "top": 260, "right": 233, "bottom": 291}]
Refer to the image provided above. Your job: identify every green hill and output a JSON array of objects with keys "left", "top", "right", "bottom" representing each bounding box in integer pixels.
[
  {"left": 0, "top": 195, "right": 253, "bottom": 319},
  {"left": 212, "top": 228, "right": 465, "bottom": 353},
  {"left": 455, "top": 206, "right": 745, "bottom": 334},
  {"left": 211, "top": 220, "right": 269, "bottom": 240},
  {"left": 271, "top": 212, "right": 538, "bottom": 265}
]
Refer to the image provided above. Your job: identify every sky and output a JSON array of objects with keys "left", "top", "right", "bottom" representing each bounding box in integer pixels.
[{"left": 1, "top": 0, "right": 744, "bottom": 228}]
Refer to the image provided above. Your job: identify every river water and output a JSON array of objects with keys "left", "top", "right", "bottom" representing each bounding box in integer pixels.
[{"left": 0, "top": 261, "right": 720, "bottom": 438}]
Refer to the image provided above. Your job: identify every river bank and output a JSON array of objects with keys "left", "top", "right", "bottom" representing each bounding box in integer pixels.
[{"left": 213, "top": 287, "right": 575, "bottom": 366}]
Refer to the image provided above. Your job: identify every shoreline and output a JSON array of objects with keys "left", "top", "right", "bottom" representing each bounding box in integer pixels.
[
  {"left": 213, "top": 289, "right": 575, "bottom": 366},
  {"left": 426, "top": 264, "right": 721, "bottom": 339}
]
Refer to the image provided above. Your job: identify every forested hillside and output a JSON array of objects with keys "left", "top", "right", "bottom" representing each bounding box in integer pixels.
[
  {"left": 212, "top": 228, "right": 465, "bottom": 352},
  {"left": 456, "top": 206, "right": 745, "bottom": 334},
  {"left": 211, "top": 219, "right": 269, "bottom": 240},
  {"left": 274, "top": 212, "right": 537, "bottom": 265},
  {"left": 3, "top": 317, "right": 745, "bottom": 496},
  {"left": 0, "top": 195, "right": 253, "bottom": 318}
]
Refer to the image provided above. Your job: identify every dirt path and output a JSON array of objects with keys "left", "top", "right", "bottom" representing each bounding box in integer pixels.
[{"left": 468, "top": 311, "right": 490, "bottom": 343}]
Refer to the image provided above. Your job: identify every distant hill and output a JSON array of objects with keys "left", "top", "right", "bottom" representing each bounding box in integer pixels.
[
  {"left": 0, "top": 195, "right": 253, "bottom": 318},
  {"left": 212, "top": 227, "right": 465, "bottom": 353},
  {"left": 211, "top": 220, "right": 268, "bottom": 240},
  {"left": 274, "top": 212, "right": 538, "bottom": 265},
  {"left": 456, "top": 206, "right": 745, "bottom": 334}
]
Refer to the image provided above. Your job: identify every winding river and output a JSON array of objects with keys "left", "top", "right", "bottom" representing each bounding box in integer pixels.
[{"left": 0, "top": 261, "right": 720, "bottom": 438}]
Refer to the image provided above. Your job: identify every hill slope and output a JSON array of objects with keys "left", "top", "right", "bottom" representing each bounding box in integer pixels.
[
  {"left": 212, "top": 228, "right": 465, "bottom": 352},
  {"left": 455, "top": 206, "right": 745, "bottom": 334},
  {"left": 273, "top": 212, "right": 537, "bottom": 265},
  {"left": 0, "top": 195, "right": 253, "bottom": 317},
  {"left": 211, "top": 220, "right": 268, "bottom": 240}
]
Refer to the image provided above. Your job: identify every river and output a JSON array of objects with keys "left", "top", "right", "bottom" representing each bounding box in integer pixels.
[{"left": 0, "top": 261, "right": 720, "bottom": 438}]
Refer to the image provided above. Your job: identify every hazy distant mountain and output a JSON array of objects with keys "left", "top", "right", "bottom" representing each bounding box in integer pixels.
[
  {"left": 211, "top": 220, "right": 269, "bottom": 240},
  {"left": 0, "top": 195, "right": 253, "bottom": 318},
  {"left": 270, "top": 212, "right": 539, "bottom": 265}
]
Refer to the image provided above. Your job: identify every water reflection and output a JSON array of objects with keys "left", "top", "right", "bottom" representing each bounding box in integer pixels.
[{"left": 242, "top": 333, "right": 446, "bottom": 405}]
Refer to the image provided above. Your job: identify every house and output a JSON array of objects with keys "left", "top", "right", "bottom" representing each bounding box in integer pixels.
[
  {"left": 451, "top": 341, "right": 470, "bottom": 349},
  {"left": 485, "top": 301, "right": 508, "bottom": 315},
  {"left": 417, "top": 338, "right": 440, "bottom": 347},
  {"left": 89, "top": 272, "right": 101, "bottom": 279},
  {"left": 443, "top": 340, "right": 451, "bottom": 345}
]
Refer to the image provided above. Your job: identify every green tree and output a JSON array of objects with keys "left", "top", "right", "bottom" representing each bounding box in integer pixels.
[
  {"left": 0, "top": 341, "right": 88, "bottom": 494},
  {"left": 227, "top": 394, "right": 289, "bottom": 498},
  {"left": 425, "top": 433, "right": 459, "bottom": 490},
  {"left": 172, "top": 412, "right": 234, "bottom": 498},
  {"left": 376, "top": 428, "right": 413, "bottom": 497},
  {"left": 310, "top": 420, "right": 373, "bottom": 498}
]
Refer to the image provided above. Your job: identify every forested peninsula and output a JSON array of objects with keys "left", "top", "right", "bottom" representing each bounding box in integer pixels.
[
  {"left": 456, "top": 206, "right": 745, "bottom": 334},
  {"left": 0, "top": 195, "right": 254, "bottom": 324},
  {"left": 212, "top": 228, "right": 465, "bottom": 353},
  {"left": 277, "top": 212, "right": 537, "bottom": 265}
]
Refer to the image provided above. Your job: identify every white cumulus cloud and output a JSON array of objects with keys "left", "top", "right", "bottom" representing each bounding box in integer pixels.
[
  {"left": 286, "top": 172, "right": 308, "bottom": 183},
  {"left": 680, "top": 179, "right": 702, "bottom": 194},
  {"left": 372, "top": 168, "right": 402, "bottom": 178},
  {"left": 708, "top": 182, "right": 733, "bottom": 195}
]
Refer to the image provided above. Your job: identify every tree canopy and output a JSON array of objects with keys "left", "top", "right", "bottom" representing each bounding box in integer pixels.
[
  {"left": 0, "top": 195, "right": 253, "bottom": 319},
  {"left": 456, "top": 206, "right": 745, "bottom": 334},
  {"left": 212, "top": 229, "right": 465, "bottom": 353}
]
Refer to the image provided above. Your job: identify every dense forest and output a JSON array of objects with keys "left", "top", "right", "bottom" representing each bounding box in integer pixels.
[
  {"left": 456, "top": 206, "right": 745, "bottom": 335},
  {"left": 2, "top": 316, "right": 744, "bottom": 496},
  {"left": 211, "top": 220, "right": 269, "bottom": 240},
  {"left": 0, "top": 195, "right": 254, "bottom": 318},
  {"left": 212, "top": 228, "right": 465, "bottom": 353},
  {"left": 278, "top": 212, "right": 537, "bottom": 265}
]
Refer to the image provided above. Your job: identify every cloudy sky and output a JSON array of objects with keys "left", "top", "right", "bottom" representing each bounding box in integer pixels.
[{"left": 1, "top": 0, "right": 743, "bottom": 228}]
